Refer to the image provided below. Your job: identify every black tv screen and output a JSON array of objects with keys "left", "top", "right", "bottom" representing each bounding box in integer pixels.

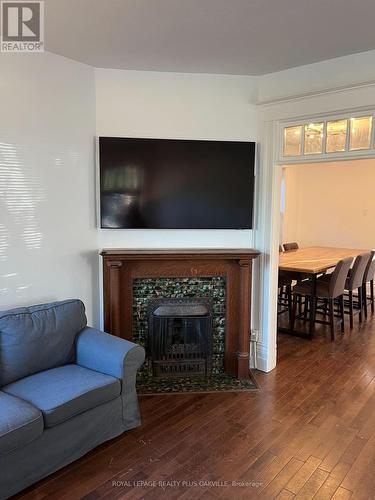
[{"left": 99, "top": 137, "right": 255, "bottom": 229}]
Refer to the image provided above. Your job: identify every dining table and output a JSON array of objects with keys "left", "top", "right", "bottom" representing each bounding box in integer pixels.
[{"left": 278, "top": 246, "right": 369, "bottom": 338}]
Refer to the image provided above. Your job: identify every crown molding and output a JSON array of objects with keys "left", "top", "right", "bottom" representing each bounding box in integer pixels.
[{"left": 257, "top": 80, "right": 375, "bottom": 107}]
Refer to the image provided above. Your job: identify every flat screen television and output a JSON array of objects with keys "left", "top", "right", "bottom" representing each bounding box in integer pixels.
[{"left": 99, "top": 137, "right": 255, "bottom": 229}]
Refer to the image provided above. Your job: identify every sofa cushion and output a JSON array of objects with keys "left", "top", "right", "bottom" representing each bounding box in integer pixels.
[
  {"left": 0, "top": 391, "right": 43, "bottom": 454},
  {"left": 0, "top": 299, "right": 87, "bottom": 386},
  {"left": 3, "top": 365, "right": 121, "bottom": 428}
]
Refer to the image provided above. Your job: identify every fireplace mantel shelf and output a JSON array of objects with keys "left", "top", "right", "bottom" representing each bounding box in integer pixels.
[
  {"left": 101, "top": 248, "right": 260, "bottom": 380},
  {"left": 101, "top": 248, "right": 259, "bottom": 259}
]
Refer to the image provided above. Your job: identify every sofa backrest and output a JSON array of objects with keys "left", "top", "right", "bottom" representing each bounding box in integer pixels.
[{"left": 0, "top": 299, "right": 87, "bottom": 386}]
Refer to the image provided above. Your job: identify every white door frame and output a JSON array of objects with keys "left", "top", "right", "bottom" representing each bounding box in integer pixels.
[{"left": 254, "top": 86, "right": 375, "bottom": 373}]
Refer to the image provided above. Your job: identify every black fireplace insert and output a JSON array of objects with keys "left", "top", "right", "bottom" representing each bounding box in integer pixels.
[{"left": 147, "top": 298, "right": 213, "bottom": 378}]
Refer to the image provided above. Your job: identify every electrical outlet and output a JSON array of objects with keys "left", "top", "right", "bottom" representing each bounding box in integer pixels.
[{"left": 250, "top": 329, "right": 259, "bottom": 342}]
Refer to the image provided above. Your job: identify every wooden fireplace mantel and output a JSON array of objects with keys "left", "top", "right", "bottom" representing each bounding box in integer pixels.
[{"left": 101, "top": 248, "right": 260, "bottom": 380}]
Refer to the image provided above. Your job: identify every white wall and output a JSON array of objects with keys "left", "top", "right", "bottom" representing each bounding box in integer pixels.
[
  {"left": 258, "top": 49, "right": 375, "bottom": 103},
  {"left": 283, "top": 159, "right": 375, "bottom": 250},
  {"left": 0, "top": 52, "right": 98, "bottom": 325},
  {"left": 95, "top": 69, "right": 258, "bottom": 249}
]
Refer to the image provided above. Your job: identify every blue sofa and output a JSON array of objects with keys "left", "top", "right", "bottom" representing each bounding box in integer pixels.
[{"left": 0, "top": 299, "right": 145, "bottom": 499}]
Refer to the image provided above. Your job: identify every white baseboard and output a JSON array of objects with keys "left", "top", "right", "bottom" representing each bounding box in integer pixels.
[{"left": 250, "top": 340, "right": 273, "bottom": 372}]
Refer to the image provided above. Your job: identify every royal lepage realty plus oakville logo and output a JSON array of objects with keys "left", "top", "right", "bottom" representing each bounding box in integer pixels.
[{"left": 1, "top": 1, "right": 44, "bottom": 52}]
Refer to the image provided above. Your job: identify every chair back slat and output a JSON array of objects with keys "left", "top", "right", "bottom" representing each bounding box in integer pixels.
[
  {"left": 330, "top": 258, "right": 353, "bottom": 298},
  {"left": 363, "top": 250, "right": 375, "bottom": 283},
  {"left": 365, "top": 259, "right": 375, "bottom": 283},
  {"left": 283, "top": 242, "right": 299, "bottom": 252},
  {"left": 347, "top": 253, "right": 372, "bottom": 290}
]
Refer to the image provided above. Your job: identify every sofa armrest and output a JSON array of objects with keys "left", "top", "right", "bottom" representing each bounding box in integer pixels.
[
  {"left": 75, "top": 327, "right": 145, "bottom": 381},
  {"left": 76, "top": 327, "right": 145, "bottom": 431}
]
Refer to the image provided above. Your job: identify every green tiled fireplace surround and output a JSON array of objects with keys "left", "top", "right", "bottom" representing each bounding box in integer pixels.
[{"left": 132, "top": 276, "right": 226, "bottom": 380}]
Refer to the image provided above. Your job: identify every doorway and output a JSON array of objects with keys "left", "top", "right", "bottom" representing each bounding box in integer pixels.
[
  {"left": 277, "top": 158, "right": 375, "bottom": 341},
  {"left": 256, "top": 103, "right": 375, "bottom": 373}
]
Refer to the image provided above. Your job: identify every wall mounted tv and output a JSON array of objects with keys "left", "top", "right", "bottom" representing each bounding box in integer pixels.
[{"left": 99, "top": 137, "right": 255, "bottom": 229}]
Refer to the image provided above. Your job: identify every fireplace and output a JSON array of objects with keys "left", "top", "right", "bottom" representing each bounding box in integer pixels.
[
  {"left": 101, "top": 249, "right": 260, "bottom": 381},
  {"left": 148, "top": 298, "right": 213, "bottom": 378}
]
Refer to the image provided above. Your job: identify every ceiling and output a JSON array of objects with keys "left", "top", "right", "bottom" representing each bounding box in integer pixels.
[{"left": 44, "top": 0, "right": 375, "bottom": 75}]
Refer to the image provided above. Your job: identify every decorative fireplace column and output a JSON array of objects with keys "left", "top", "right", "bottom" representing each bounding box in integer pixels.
[
  {"left": 101, "top": 249, "right": 260, "bottom": 380},
  {"left": 238, "top": 259, "right": 253, "bottom": 379}
]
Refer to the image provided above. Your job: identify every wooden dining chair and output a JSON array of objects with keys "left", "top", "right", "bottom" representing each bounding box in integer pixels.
[
  {"left": 344, "top": 253, "right": 372, "bottom": 329},
  {"left": 291, "top": 257, "right": 353, "bottom": 341},
  {"left": 281, "top": 242, "right": 309, "bottom": 316},
  {"left": 362, "top": 251, "right": 375, "bottom": 318},
  {"left": 278, "top": 272, "right": 293, "bottom": 318},
  {"left": 283, "top": 242, "right": 299, "bottom": 252}
]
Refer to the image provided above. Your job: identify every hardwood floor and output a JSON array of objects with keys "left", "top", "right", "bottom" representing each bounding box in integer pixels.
[{"left": 17, "top": 314, "right": 375, "bottom": 499}]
